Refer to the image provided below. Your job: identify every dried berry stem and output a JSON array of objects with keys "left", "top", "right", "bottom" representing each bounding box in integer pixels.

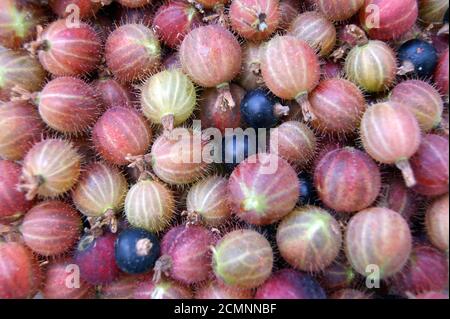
[
  {"left": 273, "top": 103, "right": 290, "bottom": 118},
  {"left": 153, "top": 254, "right": 173, "bottom": 283},
  {"left": 397, "top": 60, "right": 416, "bottom": 76},
  {"left": 345, "top": 25, "right": 369, "bottom": 47},
  {"left": 396, "top": 159, "right": 417, "bottom": 188},
  {"left": 295, "top": 93, "right": 315, "bottom": 122},
  {"left": 18, "top": 172, "right": 44, "bottom": 201},
  {"left": 214, "top": 83, "right": 235, "bottom": 112}
]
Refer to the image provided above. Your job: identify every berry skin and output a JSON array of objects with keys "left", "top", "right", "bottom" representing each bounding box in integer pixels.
[
  {"left": 92, "top": 107, "right": 152, "bottom": 166},
  {"left": 345, "top": 40, "right": 397, "bottom": 93},
  {"left": 42, "top": 258, "right": 94, "bottom": 299},
  {"left": 72, "top": 162, "right": 128, "bottom": 218},
  {"left": 359, "top": 0, "right": 418, "bottom": 41},
  {"left": 390, "top": 80, "right": 443, "bottom": 132},
  {"left": 0, "top": 101, "right": 43, "bottom": 161},
  {"left": 186, "top": 176, "right": 231, "bottom": 226},
  {"left": 425, "top": 194, "right": 449, "bottom": 252},
  {"left": 288, "top": 11, "right": 336, "bottom": 57},
  {"left": 398, "top": 39, "right": 438, "bottom": 78},
  {"left": 20, "top": 138, "right": 82, "bottom": 200},
  {"left": 105, "top": 24, "right": 161, "bottom": 83},
  {"left": 0, "top": 0, "right": 45, "bottom": 49},
  {"left": 345, "top": 207, "right": 412, "bottom": 279},
  {"left": 314, "top": 147, "right": 381, "bottom": 213},
  {"left": 33, "top": 19, "right": 102, "bottom": 76},
  {"left": 228, "top": 153, "right": 299, "bottom": 225},
  {"left": 37, "top": 77, "right": 101, "bottom": 134},
  {"left": 124, "top": 179, "right": 175, "bottom": 233},
  {"left": 115, "top": 228, "right": 160, "bottom": 275},
  {"left": 240, "top": 89, "right": 284, "bottom": 129},
  {"left": 276, "top": 206, "right": 342, "bottom": 272},
  {"left": 313, "top": 0, "right": 365, "bottom": 22},
  {"left": 410, "top": 134, "right": 449, "bottom": 197},
  {"left": 297, "top": 173, "right": 317, "bottom": 206},
  {"left": 152, "top": 1, "right": 202, "bottom": 48},
  {"left": 212, "top": 229, "right": 273, "bottom": 289},
  {"left": 255, "top": 269, "right": 327, "bottom": 299},
  {"left": 229, "top": 0, "right": 280, "bottom": 42},
  {"left": 0, "top": 50, "right": 46, "bottom": 102},
  {"left": 435, "top": 48, "right": 449, "bottom": 97},
  {"left": 0, "top": 242, "right": 42, "bottom": 299},
  {"left": 20, "top": 200, "right": 82, "bottom": 256},
  {"left": 0, "top": 160, "right": 33, "bottom": 223},
  {"left": 74, "top": 232, "right": 121, "bottom": 285},
  {"left": 159, "top": 225, "right": 216, "bottom": 284}
]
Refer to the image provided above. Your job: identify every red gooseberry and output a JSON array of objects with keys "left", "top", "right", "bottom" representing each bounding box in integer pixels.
[
  {"left": 0, "top": 101, "right": 44, "bottom": 161},
  {"left": 314, "top": 147, "right": 381, "bottom": 213},
  {"left": 359, "top": 0, "right": 418, "bottom": 41},
  {"left": 29, "top": 19, "right": 102, "bottom": 76},
  {"left": 92, "top": 106, "right": 152, "bottom": 166},
  {"left": 229, "top": 0, "right": 280, "bottom": 42},
  {"left": 261, "top": 35, "right": 321, "bottom": 121},
  {"left": 0, "top": 241, "right": 42, "bottom": 299},
  {"left": 360, "top": 101, "right": 421, "bottom": 187},
  {"left": 105, "top": 23, "right": 161, "bottom": 83},
  {"left": 152, "top": 1, "right": 202, "bottom": 48},
  {"left": 42, "top": 258, "right": 95, "bottom": 299},
  {"left": 20, "top": 138, "right": 82, "bottom": 200},
  {"left": 288, "top": 11, "right": 337, "bottom": 57},
  {"left": 345, "top": 207, "right": 412, "bottom": 279},
  {"left": 20, "top": 200, "right": 82, "bottom": 256},
  {"left": 228, "top": 153, "right": 299, "bottom": 225},
  {"left": 410, "top": 134, "right": 449, "bottom": 196}
]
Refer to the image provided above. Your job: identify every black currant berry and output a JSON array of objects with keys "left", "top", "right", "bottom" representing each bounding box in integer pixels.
[
  {"left": 221, "top": 134, "right": 258, "bottom": 171},
  {"left": 298, "top": 173, "right": 317, "bottom": 206},
  {"left": 115, "top": 228, "right": 160, "bottom": 274},
  {"left": 240, "top": 89, "right": 286, "bottom": 129},
  {"left": 398, "top": 39, "right": 438, "bottom": 78}
]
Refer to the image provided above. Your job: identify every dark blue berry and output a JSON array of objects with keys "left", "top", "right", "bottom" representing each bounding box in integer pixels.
[
  {"left": 221, "top": 133, "right": 258, "bottom": 171},
  {"left": 398, "top": 39, "right": 438, "bottom": 78},
  {"left": 115, "top": 228, "right": 160, "bottom": 274},
  {"left": 240, "top": 89, "right": 279, "bottom": 129},
  {"left": 297, "top": 173, "right": 317, "bottom": 206}
]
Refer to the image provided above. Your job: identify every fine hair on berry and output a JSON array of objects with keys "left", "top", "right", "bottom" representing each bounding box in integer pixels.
[
  {"left": 425, "top": 194, "right": 449, "bottom": 252},
  {"left": 312, "top": 0, "right": 365, "bottom": 22},
  {"left": 157, "top": 225, "right": 216, "bottom": 284},
  {"left": 390, "top": 80, "right": 443, "bottom": 132}
]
